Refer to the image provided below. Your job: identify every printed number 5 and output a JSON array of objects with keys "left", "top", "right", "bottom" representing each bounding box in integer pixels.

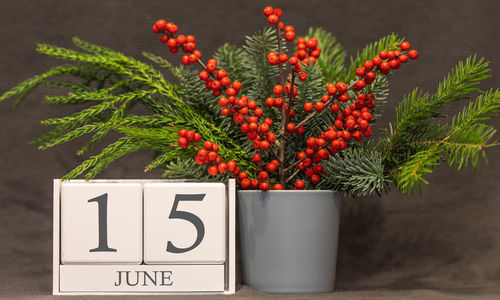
[{"left": 166, "top": 194, "right": 206, "bottom": 253}]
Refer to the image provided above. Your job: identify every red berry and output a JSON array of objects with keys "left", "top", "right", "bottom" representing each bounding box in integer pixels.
[
  {"left": 220, "top": 76, "right": 231, "bottom": 87},
  {"left": 208, "top": 165, "right": 218, "bottom": 175},
  {"left": 263, "top": 6, "right": 274, "bottom": 16},
  {"left": 239, "top": 172, "right": 249, "bottom": 180},
  {"left": 285, "top": 123, "right": 295, "bottom": 133},
  {"left": 304, "top": 102, "right": 313, "bottom": 112},
  {"left": 399, "top": 54, "right": 409, "bottom": 63},
  {"left": 258, "top": 171, "right": 269, "bottom": 181},
  {"left": 252, "top": 153, "right": 262, "bottom": 163},
  {"left": 273, "top": 85, "right": 283, "bottom": 95},
  {"left": 152, "top": 25, "right": 159, "bottom": 33},
  {"left": 372, "top": 56, "right": 382, "bottom": 66},
  {"left": 389, "top": 59, "right": 400, "bottom": 69},
  {"left": 274, "top": 8, "right": 283, "bottom": 18},
  {"left": 254, "top": 107, "right": 264, "bottom": 117},
  {"left": 155, "top": 20, "right": 166, "bottom": 30},
  {"left": 218, "top": 97, "right": 228, "bottom": 107},
  {"left": 361, "top": 112, "right": 372, "bottom": 121},
  {"left": 185, "top": 130, "right": 195, "bottom": 141},
  {"left": 241, "top": 178, "right": 251, "bottom": 189},
  {"left": 167, "top": 23, "right": 178, "bottom": 34},
  {"left": 211, "top": 80, "right": 221, "bottom": 90},
  {"left": 364, "top": 60, "right": 374, "bottom": 70},
  {"left": 336, "top": 82, "right": 347, "bottom": 93},
  {"left": 232, "top": 81, "right": 242, "bottom": 91},
  {"left": 206, "top": 62, "right": 216, "bottom": 73},
  {"left": 299, "top": 72, "right": 308, "bottom": 81},
  {"left": 266, "top": 163, "right": 277, "bottom": 173},
  {"left": 311, "top": 174, "right": 321, "bottom": 184},
  {"left": 181, "top": 55, "right": 190, "bottom": 65},
  {"left": 178, "top": 129, "right": 187, "bottom": 137},
  {"left": 265, "top": 97, "right": 274, "bottom": 107},
  {"left": 355, "top": 79, "right": 366, "bottom": 90},
  {"left": 226, "top": 88, "right": 237, "bottom": 96},
  {"left": 285, "top": 31, "right": 296, "bottom": 41},
  {"left": 380, "top": 61, "right": 391, "bottom": 74},
  {"left": 278, "top": 53, "right": 288, "bottom": 63},
  {"left": 177, "top": 137, "right": 188, "bottom": 149},
  {"left": 266, "top": 132, "right": 277, "bottom": 143},
  {"left": 307, "top": 137, "right": 317, "bottom": 148},
  {"left": 379, "top": 51, "right": 388, "bottom": 59},
  {"left": 306, "top": 39, "right": 318, "bottom": 49},
  {"left": 184, "top": 42, "right": 196, "bottom": 52},
  {"left": 408, "top": 50, "right": 418, "bottom": 59},
  {"left": 288, "top": 56, "right": 299, "bottom": 65},
  {"left": 400, "top": 41, "right": 411, "bottom": 51},
  {"left": 365, "top": 71, "right": 376, "bottom": 81},
  {"left": 186, "top": 35, "right": 195, "bottom": 43},
  {"left": 268, "top": 14, "right": 279, "bottom": 24},
  {"left": 176, "top": 35, "right": 186, "bottom": 44},
  {"left": 326, "top": 83, "right": 337, "bottom": 95},
  {"left": 203, "top": 140, "right": 213, "bottom": 151},
  {"left": 268, "top": 54, "right": 279, "bottom": 65},
  {"left": 218, "top": 163, "right": 228, "bottom": 173},
  {"left": 330, "top": 103, "right": 340, "bottom": 113},
  {"left": 294, "top": 180, "right": 305, "bottom": 190},
  {"left": 194, "top": 133, "right": 201, "bottom": 142},
  {"left": 273, "top": 183, "right": 284, "bottom": 190},
  {"left": 338, "top": 93, "right": 349, "bottom": 102},
  {"left": 188, "top": 54, "right": 197, "bottom": 64},
  {"left": 199, "top": 71, "right": 209, "bottom": 81},
  {"left": 355, "top": 67, "right": 366, "bottom": 77},
  {"left": 273, "top": 97, "right": 283, "bottom": 107},
  {"left": 296, "top": 126, "right": 305, "bottom": 135},
  {"left": 251, "top": 179, "right": 260, "bottom": 188},
  {"left": 260, "top": 182, "right": 270, "bottom": 191},
  {"left": 314, "top": 102, "right": 325, "bottom": 111},
  {"left": 260, "top": 140, "right": 270, "bottom": 150}
]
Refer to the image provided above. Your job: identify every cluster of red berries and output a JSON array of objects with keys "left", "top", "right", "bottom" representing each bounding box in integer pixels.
[
  {"left": 177, "top": 129, "right": 284, "bottom": 191},
  {"left": 155, "top": 6, "right": 419, "bottom": 191},
  {"left": 178, "top": 129, "right": 241, "bottom": 176},
  {"left": 153, "top": 19, "right": 201, "bottom": 65}
]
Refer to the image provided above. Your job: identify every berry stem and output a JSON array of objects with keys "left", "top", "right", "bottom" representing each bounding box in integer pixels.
[
  {"left": 275, "top": 23, "right": 288, "bottom": 186},
  {"left": 286, "top": 167, "right": 301, "bottom": 184}
]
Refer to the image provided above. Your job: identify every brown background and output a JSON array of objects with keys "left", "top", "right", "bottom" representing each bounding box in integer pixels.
[{"left": 1, "top": 0, "right": 500, "bottom": 298}]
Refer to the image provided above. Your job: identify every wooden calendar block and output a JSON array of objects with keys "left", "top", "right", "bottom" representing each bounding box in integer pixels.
[
  {"left": 60, "top": 182, "right": 142, "bottom": 264},
  {"left": 143, "top": 183, "right": 226, "bottom": 264}
]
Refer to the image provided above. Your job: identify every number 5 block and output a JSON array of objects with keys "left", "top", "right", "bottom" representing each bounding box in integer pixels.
[
  {"left": 60, "top": 183, "right": 143, "bottom": 264},
  {"left": 143, "top": 183, "right": 226, "bottom": 264}
]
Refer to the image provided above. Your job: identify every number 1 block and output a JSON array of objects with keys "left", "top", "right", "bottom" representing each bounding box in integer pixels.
[
  {"left": 60, "top": 183, "right": 142, "bottom": 264},
  {"left": 143, "top": 183, "right": 226, "bottom": 264}
]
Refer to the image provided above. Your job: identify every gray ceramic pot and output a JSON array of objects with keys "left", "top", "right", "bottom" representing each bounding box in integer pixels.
[{"left": 238, "top": 190, "right": 341, "bottom": 294}]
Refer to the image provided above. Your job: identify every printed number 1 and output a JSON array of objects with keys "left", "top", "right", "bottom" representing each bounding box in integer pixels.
[
  {"left": 88, "top": 193, "right": 117, "bottom": 252},
  {"left": 167, "top": 194, "right": 206, "bottom": 253}
]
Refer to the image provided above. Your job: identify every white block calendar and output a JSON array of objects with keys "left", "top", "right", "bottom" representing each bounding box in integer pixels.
[{"left": 53, "top": 179, "right": 236, "bottom": 295}]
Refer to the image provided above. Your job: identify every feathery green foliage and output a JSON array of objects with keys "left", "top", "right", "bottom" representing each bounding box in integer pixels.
[{"left": 322, "top": 148, "right": 389, "bottom": 196}]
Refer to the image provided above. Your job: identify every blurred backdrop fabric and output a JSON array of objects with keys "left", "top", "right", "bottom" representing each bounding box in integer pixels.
[{"left": 1, "top": 0, "right": 500, "bottom": 297}]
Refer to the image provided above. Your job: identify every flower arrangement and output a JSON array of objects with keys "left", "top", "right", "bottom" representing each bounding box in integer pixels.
[{"left": 1, "top": 5, "right": 498, "bottom": 195}]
